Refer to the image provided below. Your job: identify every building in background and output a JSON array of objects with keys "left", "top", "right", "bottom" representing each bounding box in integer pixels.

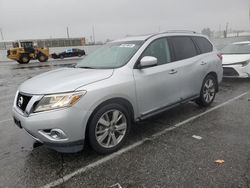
[{"left": 0, "top": 37, "right": 86, "bottom": 50}]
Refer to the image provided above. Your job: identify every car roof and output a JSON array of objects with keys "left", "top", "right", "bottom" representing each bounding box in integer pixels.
[
  {"left": 113, "top": 34, "right": 153, "bottom": 42},
  {"left": 112, "top": 31, "right": 205, "bottom": 43},
  {"left": 233, "top": 41, "right": 250, "bottom": 45}
]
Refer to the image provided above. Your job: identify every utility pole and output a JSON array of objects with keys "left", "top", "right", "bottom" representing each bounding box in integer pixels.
[
  {"left": 219, "top": 24, "right": 221, "bottom": 38},
  {"left": 226, "top": 22, "right": 229, "bottom": 35},
  {"left": 66, "top": 26, "right": 70, "bottom": 39},
  {"left": 90, "top": 36, "right": 93, "bottom": 44},
  {"left": 249, "top": 5, "right": 250, "bottom": 30},
  {"left": 0, "top": 28, "right": 6, "bottom": 50},
  {"left": 0, "top": 28, "right": 4, "bottom": 40},
  {"left": 224, "top": 22, "right": 229, "bottom": 38},
  {"left": 92, "top": 25, "right": 95, "bottom": 44}
]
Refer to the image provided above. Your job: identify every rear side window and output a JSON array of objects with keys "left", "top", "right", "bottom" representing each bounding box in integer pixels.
[
  {"left": 169, "top": 36, "right": 197, "bottom": 61},
  {"left": 193, "top": 36, "right": 213, "bottom": 54}
]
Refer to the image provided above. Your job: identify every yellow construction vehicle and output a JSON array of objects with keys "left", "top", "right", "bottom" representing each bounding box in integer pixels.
[{"left": 7, "top": 41, "right": 49, "bottom": 64}]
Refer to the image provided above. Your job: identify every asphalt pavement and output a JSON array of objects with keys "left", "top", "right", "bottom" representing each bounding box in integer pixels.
[{"left": 0, "top": 59, "right": 249, "bottom": 188}]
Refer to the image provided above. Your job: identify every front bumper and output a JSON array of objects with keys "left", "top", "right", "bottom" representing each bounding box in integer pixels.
[
  {"left": 12, "top": 105, "right": 90, "bottom": 153},
  {"left": 223, "top": 64, "right": 250, "bottom": 78}
]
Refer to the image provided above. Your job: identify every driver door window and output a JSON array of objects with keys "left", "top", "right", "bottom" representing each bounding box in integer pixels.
[{"left": 141, "top": 38, "right": 171, "bottom": 65}]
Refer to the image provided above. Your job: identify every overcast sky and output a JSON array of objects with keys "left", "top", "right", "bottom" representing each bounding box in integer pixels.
[{"left": 0, "top": 0, "right": 249, "bottom": 42}]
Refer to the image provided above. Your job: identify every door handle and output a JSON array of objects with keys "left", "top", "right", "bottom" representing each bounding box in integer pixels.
[
  {"left": 200, "top": 61, "right": 207, "bottom": 65},
  {"left": 169, "top": 69, "right": 177, "bottom": 74}
]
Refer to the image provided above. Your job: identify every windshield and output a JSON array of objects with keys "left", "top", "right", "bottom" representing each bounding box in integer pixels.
[
  {"left": 76, "top": 41, "right": 143, "bottom": 69},
  {"left": 221, "top": 43, "right": 250, "bottom": 54}
]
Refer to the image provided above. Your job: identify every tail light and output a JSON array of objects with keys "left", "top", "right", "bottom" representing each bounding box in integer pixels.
[{"left": 217, "top": 53, "right": 223, "bottom": 61}]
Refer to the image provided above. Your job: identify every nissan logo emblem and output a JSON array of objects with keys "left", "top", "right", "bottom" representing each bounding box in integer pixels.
[{"left": 18, "top": 96, "right": 24, "bottom": 107}]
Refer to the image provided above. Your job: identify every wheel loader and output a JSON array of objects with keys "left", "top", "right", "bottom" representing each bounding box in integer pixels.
[{"left": 7, "top": 41, "right": 49, "bottom": 64}]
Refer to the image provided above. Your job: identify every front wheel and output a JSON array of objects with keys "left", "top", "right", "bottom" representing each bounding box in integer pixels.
[
  {"left": 87, "top": 103, "right": 131, "bottom": 154},
  {"left": 37, "top": 53, "right": 48, "bottom": 62},
  {"left": 196, "top": 75, "right": 217, "bottom": 107},
  {"left": 18, "top": 54, "right": 30, "bottom": 64}
]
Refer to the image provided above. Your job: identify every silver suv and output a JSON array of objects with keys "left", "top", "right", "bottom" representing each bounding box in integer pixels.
[{"left": 12, "top": 32, "right": 223, "bottom": 154}]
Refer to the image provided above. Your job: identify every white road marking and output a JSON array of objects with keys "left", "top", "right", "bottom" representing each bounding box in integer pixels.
[
  {"left": 0, "top": 118, "right": 12, "bottom": 124},
  {"left": 0, "top": 95, "right": 14, "bottom": 100},
  {"left": 0, "top": 99, "right": 13, "bottom": 105},
  {"left": 109, "top": 183, "right": 123, "bottom": 188},
  {"left": 36, "top": 92, "right": 249, "bottom": 187},
  {"left": 192, "top": 135, "right": 203, "bottom": 140}
]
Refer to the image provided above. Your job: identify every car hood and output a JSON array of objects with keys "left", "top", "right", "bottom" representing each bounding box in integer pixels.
[
  {"left": 19, "top": 68, "right": 114, "bottom": 94},
  {"left": 222, "top": 54, "right": 250, "bottom": 65}
]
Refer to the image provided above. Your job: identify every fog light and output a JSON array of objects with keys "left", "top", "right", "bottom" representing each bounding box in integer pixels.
[
  {"left": 50, "top": 129, "right": 67, "bottom": 140},
  {"left": 39, "top": 129, "right": 68, "bottom": 141}
]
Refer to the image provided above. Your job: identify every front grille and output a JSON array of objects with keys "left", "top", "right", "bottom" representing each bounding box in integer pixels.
[
  {"left": 223, "top": 67, "right": 239, "bottom": 77},
  {"left": 16, "top": 93, "right": 32, "bottom": 112}
]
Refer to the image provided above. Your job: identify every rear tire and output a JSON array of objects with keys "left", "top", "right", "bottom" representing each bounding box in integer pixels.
[
  {"left": 18, "top": 54, "right": 30, "bottom": 64},
  {"left": 87, "top": 103, "right": 131, "bottom": 154},
  {"left": 37, "top": 53, "right": 48, "bottom": 62},
  {"left": 196, "top": 74, "right": 217, "bottom": 107}
]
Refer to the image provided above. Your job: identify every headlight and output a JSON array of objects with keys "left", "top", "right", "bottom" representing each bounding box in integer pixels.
[
  {"left": 34, "top": 91, "right": 86, "bottom": 113},
  {"left": 230, "top": 60, "right": 250, "bottom": 67},
  {"left": 241, "top": 60, "right": 250, "bottom": 67}
]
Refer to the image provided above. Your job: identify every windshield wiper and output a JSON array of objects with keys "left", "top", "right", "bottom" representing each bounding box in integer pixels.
[{"left": 77, "top": 66, "right": 95, "bottom": 69}]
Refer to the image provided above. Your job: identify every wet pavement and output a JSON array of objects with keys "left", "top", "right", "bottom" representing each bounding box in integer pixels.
[{"left": 0, "top": 60, "right": 250, "bottom": 188}]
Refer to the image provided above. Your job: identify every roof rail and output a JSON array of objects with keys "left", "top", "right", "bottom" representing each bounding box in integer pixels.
[
  {"left": 160, "top": 30, "right": 197, "bottom": 34},
  {"left": 145, "top": 30, "right": 197, "bottom": 40}
]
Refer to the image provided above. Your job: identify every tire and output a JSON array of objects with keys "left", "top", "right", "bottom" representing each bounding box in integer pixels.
[
  {"left": 196, "top": 74, "right": 217, "bottom": 107},
  {"left": 87, "top": 103, "right": 131, "bottom": 154},
  {"left": 51, "top": 53, "right": 58, "bottom": 59},
  {"left": 60, "top": 55, "right": 64, "bottom": 59},
  {"left": 18, "top": 54, "right": 30, "bottom": 64},
  {"left": 37, "top": 53, "right": 48, "bottom": 62}
]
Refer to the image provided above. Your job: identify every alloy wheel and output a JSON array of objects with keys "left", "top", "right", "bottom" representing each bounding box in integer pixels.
[
  {"left": 202, "top": 78, "right": 215, "bottom": 103},
  {"left": 95, "top": 110, "right": 127, "bottom": 148}
]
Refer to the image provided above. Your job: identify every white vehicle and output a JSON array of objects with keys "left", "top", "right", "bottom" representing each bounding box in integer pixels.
[{"left": 221, "top": 41, "right": 250, "bottom": 78}]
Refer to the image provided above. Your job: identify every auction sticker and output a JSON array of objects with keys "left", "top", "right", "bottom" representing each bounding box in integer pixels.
[{"left": 119, "top": 44, "right": 135, "bottom": 48}]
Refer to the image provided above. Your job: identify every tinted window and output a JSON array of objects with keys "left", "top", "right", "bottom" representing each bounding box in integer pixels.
[
  {"left": 170, "top": 36, "right": 197, "bottom": 61},
  {"left": 66, "top": 49, "right": 73, "bottom": 53},
  {"left": 193, "top": 36, "right": 213, "bottom": 54},
  {"left": 141, "top": 38, "right": 171, "bottom": 65}
]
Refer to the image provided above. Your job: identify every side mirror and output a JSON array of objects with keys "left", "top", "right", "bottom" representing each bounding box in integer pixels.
[{"left": 139, "top": 56, "right": 157, "bottom": 68}]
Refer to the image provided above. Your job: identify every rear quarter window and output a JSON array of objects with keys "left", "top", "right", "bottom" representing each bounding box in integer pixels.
[
  {"left": 192, "top": 36, "right": 213, "bottom": 54},
  {"left": 169, "top": 36, "right": 197, "bottom": 61}
]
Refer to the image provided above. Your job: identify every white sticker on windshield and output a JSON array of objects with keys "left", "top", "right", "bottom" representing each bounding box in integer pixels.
[{"left": 119, "top": 44, "right": 135, "bottom": 48}]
